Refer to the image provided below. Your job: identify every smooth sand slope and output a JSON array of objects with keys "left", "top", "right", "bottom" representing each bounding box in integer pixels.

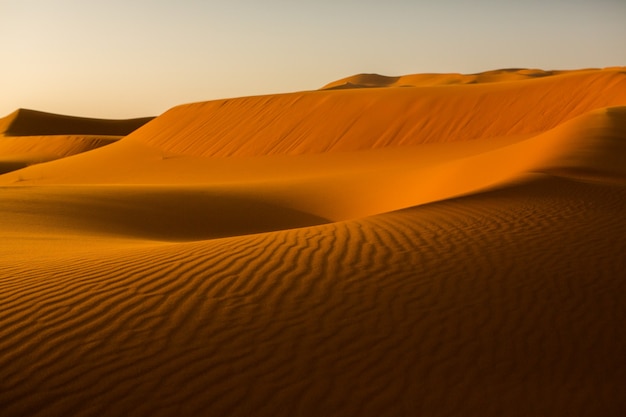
[
  {"left": 1, "top": 68, "right": 626, "bottom": 416},
  {"left": 0, "top": 109, "right": 153, "bottom": 174},
  {"left": 111, "top": 67, "right": 626, "bottom": 158}
]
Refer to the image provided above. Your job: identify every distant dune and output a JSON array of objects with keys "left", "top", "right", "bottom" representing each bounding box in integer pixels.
[
  {"left": 117, "top": 67, "right": 626, "bottom": 157},
  {"left": 320, "top": 67, "right": 603, "bottom": 89},
  {"left": 0, "top": 108, "right": 153, "bottom": 136},
  {"left": 1, "top": 68, "right": 625, "bottom": 417},
  {"left": 0, "top": 109, "right": 153, "bottom": 174}
]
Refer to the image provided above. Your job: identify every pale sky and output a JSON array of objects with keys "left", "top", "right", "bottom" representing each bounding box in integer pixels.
[{"left": 1, "top": 0, "right": 625, "bottom": 118}]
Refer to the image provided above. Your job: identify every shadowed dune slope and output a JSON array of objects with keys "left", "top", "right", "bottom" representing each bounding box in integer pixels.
[
  {"left": 0, "top": 109, "right": 153, "bottom": 174},
  {"left": 320, "top": 68, "right": 598, "bottom": 89},
  {"left": 0, "top": 109, "right": 153, "bottom": 136},
  {"left": 123, "top": 68, "right": 626, "bottom": 158},
  {"left": 1, "top": 68, "right": 626, "bottom": 417},
  {"left": 0, "top": 135, "right": 118, "bottom": 174},
  {"left": 1, "top": 105, "right": 625, "bottom": 239},
  {"left": 0, "top": 185, "right": 330, "bottom": 241},
  {"left": 1, "top": 176, "right": 625, "bottom": 417}
]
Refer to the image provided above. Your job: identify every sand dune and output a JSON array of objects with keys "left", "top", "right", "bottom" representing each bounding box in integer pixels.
[
  {"left": 1, "top": 68, "right": 626, "bottom": 416},
  {"left": 2, "top": 177, "right": 625, "bottom": 417},
  {"left": 1, "top": 106, "right": 623, "bottom": 232},
  {"left": 0, "top": 109, "right": 153, "bottom": 136},
  {"left": 321, "top": 67, "right": 604, "bottom": 89},
  {"left": 108, "top": 67, "right": 626, "bottom": 158},
  {"left": 0, "top": 109, "right": 153, "bottom": 174},
  {"left": 0, "top": 135, "right": 119, "bottom": 174}
]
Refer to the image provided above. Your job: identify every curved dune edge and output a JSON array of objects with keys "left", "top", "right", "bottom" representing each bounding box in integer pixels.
[
  {"left": 1, "top": 176, "right": 625, "bottom": 416},
  {"left": 0, "top": 135, "right": 120, "bottom": 174},
  {"left": 1, "top": 68, "right": 626, "bottom": 416},
  {"left": 1, "top": 67, "right": 623, "bottom": 175},
  {"left": 0, "top": 108, "right": 153, "bottom": 136},
  {"left": 119, "top": 68, "right": 626, "bottom": 158},
  {"left": 1, "top": 106, "right": 624, "bottom": 241},
  {"left": 0, "top": 185, "right": 330, "bottom": 241},
  {"left": 320, "top": 68, "right": 569, "bottom": 89},
  {"left": 0, "top": 109, "right": 154, "bottom": 174},
  {"left": 320, "top": 67, "right": 625, "bottom": 89}
]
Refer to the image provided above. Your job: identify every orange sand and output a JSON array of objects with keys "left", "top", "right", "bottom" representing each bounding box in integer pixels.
[
  {"left": 1, "top": 68, "right": 626, "bottom": 416},
  {"left": 0, "top": 109, "right": 153, "bottom": 174}
]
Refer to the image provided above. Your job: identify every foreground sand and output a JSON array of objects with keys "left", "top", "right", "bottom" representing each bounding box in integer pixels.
[{"left": 1, "top": 68, "right": 626, "bottom": 416}]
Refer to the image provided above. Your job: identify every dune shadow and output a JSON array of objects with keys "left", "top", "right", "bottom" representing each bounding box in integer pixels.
[
  {"left": 0, "top": 161, "right": 29, "bottom": 175},
  {"left": 1, "top": 109, "right": 153, "bottom": 136},
  {"left": 26, "top": 186, "right": 330, "bottom": 241}
]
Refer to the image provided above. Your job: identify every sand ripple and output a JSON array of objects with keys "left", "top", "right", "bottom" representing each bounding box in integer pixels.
[
  {"left": 2, "top": 177, "right": 626, "bottom": 416},
  {"left": 1, "top": 68, "right": 625, "bottom": 416}
]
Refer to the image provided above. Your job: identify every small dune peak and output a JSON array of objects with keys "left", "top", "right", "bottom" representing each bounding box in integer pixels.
[
  {"left": 475, "top": 68, "right": 529, "bottom": 75},
  {"left": 0, "top": 108, "right": 24, "bottom": 135},
  {"left": 320, "top": 68, "right": 621, "bottom": 90}
]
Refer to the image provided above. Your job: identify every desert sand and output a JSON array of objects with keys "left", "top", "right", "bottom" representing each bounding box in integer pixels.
[
  {"left": 1, "top": 67, "right": 625, "bottom": 416},
  {"left": 0, "top": 109, "right": 153, "bottom": 174}
]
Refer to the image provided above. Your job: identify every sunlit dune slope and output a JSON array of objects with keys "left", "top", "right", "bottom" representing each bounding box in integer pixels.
[
  {"left": 1, "top": 68, "right": 626, "bottom": 417},
  {"left": 1, "top": 105, "right": 625, "bottom": 239},
  {"left": 120, "top": 68, "right": 626, "bottom": 158},
  {"left": 320, "top": 67, "right": 599, "bottom": 89},
  {"left": 1, "top": 68, "right": 625, "bottom": 238}
]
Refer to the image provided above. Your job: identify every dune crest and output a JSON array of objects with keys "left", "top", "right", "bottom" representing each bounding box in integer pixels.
[
  {"left": 0, "top": 109, "right": 153, "bottom": 174},
  {"left": 120, "top": 67, "right": 626, "bottom": 158},
  {"left": 1, "top": 67, "right": 626, "bottom": 417},
  {"left": 1, "top": 105, "right": 624, "bottom": 239},
  {"left": 0, "top": 135, "right": 120, "bottom": 174},
  {"left": 0, "top": 108, "right": 153, "bottom": 136}
]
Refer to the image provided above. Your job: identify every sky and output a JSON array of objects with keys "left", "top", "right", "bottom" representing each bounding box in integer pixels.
[{"left": 1, "top": 0, "right": 625, "bottom": 118}]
